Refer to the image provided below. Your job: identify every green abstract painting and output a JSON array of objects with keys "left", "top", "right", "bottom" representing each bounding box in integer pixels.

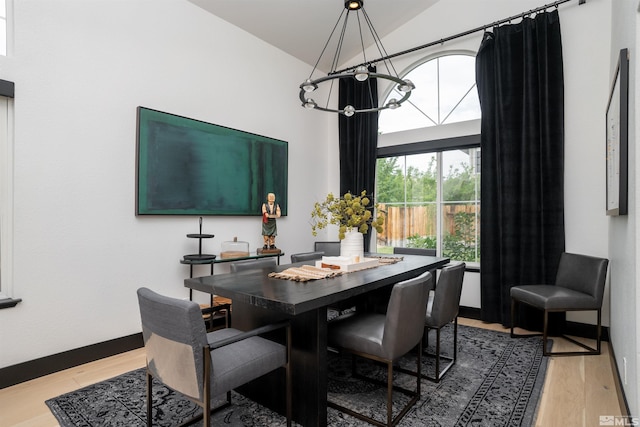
[{"left": 136, "top": 107, "right": 288, "bottom": 216}]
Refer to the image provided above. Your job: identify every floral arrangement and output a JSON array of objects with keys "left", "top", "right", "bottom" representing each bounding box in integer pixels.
[{"left": 310, "top": 190, "right": 385, "bottom": 240}]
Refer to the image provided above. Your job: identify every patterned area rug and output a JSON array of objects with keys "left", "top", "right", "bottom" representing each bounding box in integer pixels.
[{"left": 46, "top": 324, "right": 549, "bottom": 426}]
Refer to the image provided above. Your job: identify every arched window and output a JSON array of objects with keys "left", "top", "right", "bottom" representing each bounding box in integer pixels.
[
  {"left": 379, "top": 53, "right": 480, "bottom": 134},
  {"left": 375, "top": 53, "right": 481, "bottom": 265}
]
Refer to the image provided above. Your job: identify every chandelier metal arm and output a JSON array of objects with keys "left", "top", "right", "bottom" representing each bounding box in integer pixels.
[
  {"left": 299, "top": 73, "right": 410, "bottom": 115},
  {"left": 299, "top": 0, "right": 414, "bottom": 117},
  {"left": 331, "top": 12, "right": 350, "bottom": 75},
  {"left": 307, "top": 9, "right": 347, "bottom": 79}
]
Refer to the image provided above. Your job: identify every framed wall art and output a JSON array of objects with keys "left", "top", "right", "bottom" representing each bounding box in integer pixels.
[
  {"left": 136, "top": 107, "right": 288, "bottom": 216},
  {"left": 606, "top": 48, "right": 629, "bottom": 216}
]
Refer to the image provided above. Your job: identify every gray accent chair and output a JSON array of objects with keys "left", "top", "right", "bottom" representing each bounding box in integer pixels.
[
  {"left": 137, "top": 287, "right": 291, "bottom": 426},
  {"left": 290, "top": 251, "right": 324, "bottom": 263},
  {"left": 423, "top": 262, "right": 465, "bottom": 382},
  {"left": 314, "top": 241, "right": 341, "bottom": 256},
  {"left": 510, "top": 252, "right": 609, "bottom": 356},
  {"left": 229, "top": 257, "right": 277, "bottom": 273},
  {"left": 327, "top": 271, "right": 433, "bottom": 427}
]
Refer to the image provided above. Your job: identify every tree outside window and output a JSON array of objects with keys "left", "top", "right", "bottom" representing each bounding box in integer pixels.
[{"left": 376, "top": 149, "right": 480, "bottom": 263}]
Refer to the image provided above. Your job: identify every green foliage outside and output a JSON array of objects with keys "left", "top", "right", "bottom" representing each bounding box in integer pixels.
[
  {"left": 376, "top": 153, "right": 480, "bottom": 262},
  {"left": 376, "top": 156, "right": 479, "bottom": 204},
  {"left": 406, "top": 234, "right": 437, "bottom": 249},
  {"left": 443, "top": 211, "right": 479, "bottom": 262}
]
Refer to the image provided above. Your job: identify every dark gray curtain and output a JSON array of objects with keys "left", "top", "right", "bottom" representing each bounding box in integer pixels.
[
  {"left": 339, "top": 66, "right": 378, "bottom": 252},
  {"left": 476, "top": 10, "right": 565, "bottom": 329}
]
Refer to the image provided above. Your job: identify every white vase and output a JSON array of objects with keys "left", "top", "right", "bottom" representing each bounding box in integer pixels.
[{"left": 340, "top": 227, "right": 364, "bottom": 262}]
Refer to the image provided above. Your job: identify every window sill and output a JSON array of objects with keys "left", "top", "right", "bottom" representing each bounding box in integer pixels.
[
  {"left": 448, "top": 261, "right": 480, "bottom": 273},
  {"left": 464, "top": 264, "right": 480, "bottom": 273},
  {"left": 0, "top": 298, "right": 22, "bottom": 309}
]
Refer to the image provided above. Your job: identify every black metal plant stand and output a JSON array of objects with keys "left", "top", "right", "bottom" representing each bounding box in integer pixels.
[
  {"left": 180, "top": 218, "right": 230, "bottom": 330},
  {"left": 181, "top": 217, "right": 216, "bottom": 301}
]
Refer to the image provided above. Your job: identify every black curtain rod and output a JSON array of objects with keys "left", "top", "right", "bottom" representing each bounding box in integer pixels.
[{"left": 332, "top": 0, "right": 585, "bottom": 75}]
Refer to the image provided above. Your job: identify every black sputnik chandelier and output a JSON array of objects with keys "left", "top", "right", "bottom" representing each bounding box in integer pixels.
[{"left": 299, "top": 0, "right": 415, "bottom": 117}]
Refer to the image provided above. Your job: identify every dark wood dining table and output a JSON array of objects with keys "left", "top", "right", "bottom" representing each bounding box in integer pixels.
[{"left": 184, "top": 253, "right": 450, "bottom": 427}]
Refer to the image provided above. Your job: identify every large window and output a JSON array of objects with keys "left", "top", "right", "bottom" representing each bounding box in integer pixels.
[
  {"left": 376, "top": 147, "right": 480, "bottom": 264},
  {"left": 375, "top": 53, "right": 480, "bottom": 264},
  {"left": 0, "top": 95, "right": 13, "bottom": 298}
]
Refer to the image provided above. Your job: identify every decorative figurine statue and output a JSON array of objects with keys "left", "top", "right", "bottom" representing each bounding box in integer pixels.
[{"left": 262, "top": 192, "right": 281, "bottom": 250}]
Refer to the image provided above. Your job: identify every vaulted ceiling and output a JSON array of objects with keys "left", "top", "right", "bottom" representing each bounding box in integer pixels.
[{"left": 187, "top": 0, "right": 440, "bottom": 72}]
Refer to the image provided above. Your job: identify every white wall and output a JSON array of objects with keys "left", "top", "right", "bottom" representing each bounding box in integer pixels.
[
  {"left": 0, "top": 0, "right": 332, "bottom": 368},
  {"left": 609, "top": 0, "right": 639, "bottom": 417}
]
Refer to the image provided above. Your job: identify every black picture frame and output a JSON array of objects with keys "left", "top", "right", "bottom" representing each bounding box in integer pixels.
[
  {"left": 606, "top": 48, "right": 629, "bottom": 216},
  {"left": 136, "top": 107, "right": 288, "bottom": 216}
]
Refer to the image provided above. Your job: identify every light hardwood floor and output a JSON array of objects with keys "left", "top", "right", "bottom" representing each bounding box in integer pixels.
[{"left": 0, "top": 319, "right": 624, "bottom": 427}]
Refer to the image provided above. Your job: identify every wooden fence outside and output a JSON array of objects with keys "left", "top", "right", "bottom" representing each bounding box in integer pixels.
[{"left": 377, "top": 203, "right": 479, "bottom": 246}]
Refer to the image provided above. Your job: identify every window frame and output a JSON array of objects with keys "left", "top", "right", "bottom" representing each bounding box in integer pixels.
[
  {"left": 0, "top": 81, "right": 15, "bottom": 302},
  {"left": 376, "top": 135, "right": 481, "bottom": 267},
  {"left": 378, "top": 50, "right": 481, "bottom": 134}
]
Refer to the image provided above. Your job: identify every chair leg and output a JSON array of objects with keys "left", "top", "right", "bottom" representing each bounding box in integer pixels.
[
  {"left": 435, "top": 328, "right": 441, "bottom": 382},
  {"left": 417, "top": 323, "right": 456, "bottom": 382},
  {"left": 416, "top": 340, "right": 422, "bottom": 396},
  {"left": 510, "top": 297, "right": 516, "bottom": 337},
  {"left": 387, "top": 361, "right": 393, "bottom": 427},
  {"left": 424, "top": 324, "right": 430, "bottom": 350},
  {"left": 510, "top": 298, "right": 544, "bottom": 340},
  {"left": 543, "top": 310, "right": 550, "bottom": 356},
  {"left": 596, "top": 309, "right": 602, "bottom": 354},
  {"left": 453, "top": 317, "right": 458, "bottom": 362},
  {"left": 512, "top": 301, "right": 601, "bottom": 357},
  {"left": 146, "top": 369, "right": 153, "bottom": 427},
  {"left": 329, "top": 349, "right": 421, "bottom": 427},
  {"left": 203, "top": 349, "right": 211, "bottom": 427}
]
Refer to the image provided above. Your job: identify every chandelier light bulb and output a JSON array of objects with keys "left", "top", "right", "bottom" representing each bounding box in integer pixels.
[
  {"left": 354, "top": 65, "right": 369, "bottom": 82},
  {"left": 343, "top": 105, "right": 356, "bottom": 117},
  {"left": 301, "top": 79, "right": 317, "bottom": 93},
  {"left": 386, "top": 98, "right": 400, "bottom": 109},
  {"left": 304, "top": 99, "right": 317, "bottom": 109},
  {"left": 398, "top": 79, "right": 415, "bottom": 93}
]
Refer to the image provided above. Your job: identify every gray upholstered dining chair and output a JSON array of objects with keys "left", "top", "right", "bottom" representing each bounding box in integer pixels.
[
  {"left": 314, "top": 241, "right": 341, "bottom": 256},
  {"left": 392, "top": 247, "right": 436, "bottom": 256},
  {"left": 290, "top": 251, "right": 324, "bottom": 263},
  {"left": 137, "top": 287, "right": 291, "bottom": 427},
  {"left": 229, "top": 257, "right": 277, "bottom": 273},
  {"left": 510, "top": 252, "right": 609, "bottom": 356},
  {"left": 393, "top": 246, "right": 438, "bottom": 281},
  {"left": 327, "top": 271, "right": 433, "bottom": 427},
  {"left": 423, "top": 262, "right": 465, "bottom": 382}
]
